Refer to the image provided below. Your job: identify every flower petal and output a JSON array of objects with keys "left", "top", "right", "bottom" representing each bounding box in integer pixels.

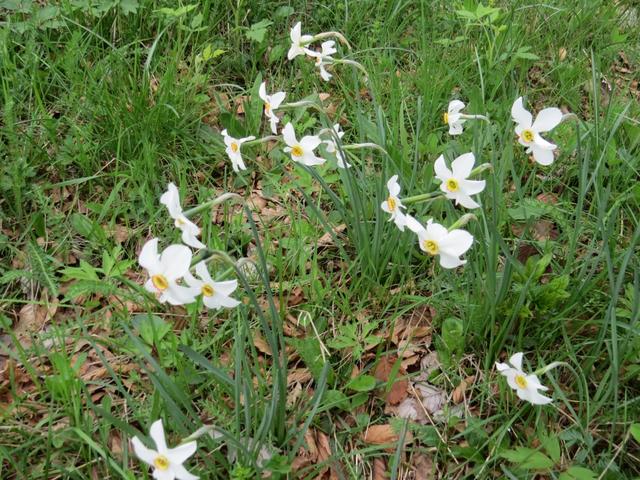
[
  {"left": 531, "top": 145, "right": 555, "bottom": 166},
  {"left": 438, "top": 252, "right": 465, "bottom": 269},
  {"left": 132, "top": 436, "right": 158, "bottom": 466},
  {"left": 300, "top": 135, "right": 321, "bottom": 151},
  {"left": 455, "top": 193, "right": 480, "bottom": 209},
  {"left": 159, "top": 245, "right": 192, "bottom": 280},
  {"left": 167, "top": 441, "right": 197, "bottom": 465},
  {"left": 171, "top": 463, "right": 200, "bottom": 480},
  {"left": 532, "top": 107, "right": 563, "bottom": 133},
  {"left": 160, "top": 183, "right": 183, "bottom": 219},
  {"left": 270, "top": 91, "right": 286, "bottom": 109},
  {"left": 212, "top": 279, "right": 238, "bottom": 296},
  {"left": 181, "top": 230, "right": 206, "bottom": 250},
  {"left": 526, "top": 390, "right": 553, "bottom": 405},
  {"left": 448, "top": 100, "right": 465, "bottom": 115},
  {"left": 139, "top": 238, "right": 161, "bottom": 272},
  {"left": 282, "top": 123, "right": 297, "bottom": 147},
  {"left": 461, "top": 179, "right": 486, "bottom": 195},
  {"left": 441, "top": 229, "right": 473, "bottom": 257},
  {"left": 149, "top": 420, "right": 168, "bottom": 453},
  {"left": 448, "top": 121, "right": 464, "bottom": 135},
  {"left": 258, "top": 82, "right": 267, "bottom": 102},
  {"left": 162, "top": 284, "right": 198, "bottom": 306},
  {"left": 451, "top": 152, "right": 475, "bottom": 179},
  {"left": 386, "top": 175, "right": 401, "bottom": 197},
  {"left": 509, "top": 352, "right": 524, "bottom": 371},
  {"left": 405, "top": 215, "right": 425, "bottom": 234},
  {"left": 290, "top": 22, "right": 301, "bottom": 42},
  {"left": 433, "top": 155, "right": 453, "bottom": 181},
  {"left": 424, "top": 220, "right": 448, "bottom": 243},
  {"left": 511, "top": 97, "right": 532, "bottom": 128},
  {"left": 194, "top": 261, "right": 213, "bottom": 284}
]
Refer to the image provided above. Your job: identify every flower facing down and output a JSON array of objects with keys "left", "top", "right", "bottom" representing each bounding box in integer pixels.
[
  {"left": 323, "top": 123, "right": 350, "bottom": 168},
  {"left": 306, "top": 40, "right": 337, "bottom": 81},
  {"left": 221, "top": 130, "right": 256, "bottom": 172},
  {"left": 511, "top": 97, "right": 563, "bottom": 166},
  {"left": 185, "top": 261, "right": 241, "bottom": 310},
  {"left": 288, "top": 22, "right": 313, "bottom": 60},
  {"left": 380, "top": 175, "right": 408, "bottom": 231},
  {"left": 434, "top": 153, "right": 486, "bottom": 209},
  {"left": 132, "top": 419, "right": 199, "bottom": 480},
  {"left": 139, "top": 238, "right": 197, "bottom": 305},
  {"left": 495, "top": 352, "right": 552, "bottom": 405},
  {"left": 406, "top": 217, "right": 473, "bottom": 269},
  {"left": 444, "top": 100, "right": 466, "bottom": 135},
  {"left": 282, "top": 123, "right": 326, "bottom": 166},
  {"left": 160, "top": 183, "right": 206, "bottom": 249},
  {"left": 258, "top": 82, "right": 286, "bottom": 134}
]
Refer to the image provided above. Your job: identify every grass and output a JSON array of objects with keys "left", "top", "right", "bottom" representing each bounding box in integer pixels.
[{"left": 1, "top": 0, "right": 640, "bottom": 478}]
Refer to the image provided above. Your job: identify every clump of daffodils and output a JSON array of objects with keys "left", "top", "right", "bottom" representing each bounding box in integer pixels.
[
  {"left": 131, "top": 419, "right": 199, "bottom": 480},
  {"left": 495, "top": 352, "right": 553, "bottom": 405}
]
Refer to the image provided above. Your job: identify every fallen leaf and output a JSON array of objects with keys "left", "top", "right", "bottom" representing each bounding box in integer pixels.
[
  {"left": 372, "top": 457, "right": 389, "bottom": 480},
  {"left": 317, "top": 224, "right": 347, "bottom": 247},
  {"left": 374, "top": 355, "right": 408, "bottom": 406},
  {"left": 452, "top": 376, "right": 475, "bottom": 404},
  {"left": 412, "top": 453, "right": 435, "bottom": 480},
  {"left": 363, "top": 424, "right": 413, "bottom": 446},
  {"left": 415, "top": 383, "right": 447, "bottom": 414},
  {"left": 15, "top": 301, "right": 58, "bottom": 336},
  {"left": 253, "top": 334, "right": 272, "bottom": 355}
]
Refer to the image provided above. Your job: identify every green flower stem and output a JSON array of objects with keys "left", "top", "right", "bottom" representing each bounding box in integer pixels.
[
  {"left": 182, "top": 425, "right": 223, "bottom": 443},
  {"left": 448, "top": 213, "right": 476, "bottom": 231},
  {"left": 243, "top": 136, "right": 279, "bottom": 147},
  {"left": 341, "top": 143, "right": 388, "bottom": 156},
  {"left": 311, "top": 31, "right": 352, "bottom": 50},
  {"left": 469, "top": 162, "right": 493, "bottom": 177},
  {"left": 402, "top": 191, "right": 442, "bottom": 205},
  {"left": 332, "top": 58, "right": 369, "bottom": 79},
  {"left": 460, "top": 113, "right": 490, "bottom": 123},
  {"left": 533, "top": 361, "right": 566, "bottom": 376},
  {"left": 279, "top": 100, "right": 324, "bottom": 113},
  {"left": 183, "top": 192, "right": 244, "bottom": 218}
]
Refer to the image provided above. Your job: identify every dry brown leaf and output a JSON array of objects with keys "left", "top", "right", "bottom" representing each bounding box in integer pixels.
[
  {"left": 363, "top": 424, "right": 413, "bottom": 446},
  {"left": 317, "top": 224, "right": 347, "bottom": 247},
  {"left": 15, "top": 301, "right": 58, "bottom": 336},
  {"left": 415, "top": 383, "right": 447, "bottom": 414},
  {"left": 374, "top": 355, "right": 408, "bottom": 406},
  {"left": 287, "top": 368, "right": 312, "bottom": 385},
  {"left": 452, "top": 376, "right": 475, "bottom": 404},
  {"left": 253, "top": 334, "right": 272, "bottom": 355},
  {"left": 372, "top": 457, "right": 389, "bottom": 480},
  {"left": 412, "top": 453, "right": 435, "bottom": 480}
]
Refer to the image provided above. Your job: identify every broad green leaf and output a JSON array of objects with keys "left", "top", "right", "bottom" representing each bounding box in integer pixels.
[
  {"left": 540, "top": 434, "right": 561, "bottom": 463},
  {"left": 346, "top": 374, "right": 377, "bottom": 392},
  {"left": 500, "top": 447, "right": 554, "bottom": 470},
  {"left": 630, "top": 424, "right": 640, "bottom": 443},
  {"left": 246, "top": 19, "right": 273, "bottom": 43},
  {"left": 559, "top": 466, "right": 598, "bottom": 480}
]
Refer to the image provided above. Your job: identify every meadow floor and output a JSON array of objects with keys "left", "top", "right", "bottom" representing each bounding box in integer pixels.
[{"left": 1, "top": 1, "right": 640, "bottom": 479}]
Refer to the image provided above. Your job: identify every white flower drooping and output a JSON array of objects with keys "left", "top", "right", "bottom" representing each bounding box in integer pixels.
[
  {"left": 185, "top": 261, "right": 241, "bottom": 310},
  {"left": 258, "top": 82, "right": 286, "bottom": 134},
  {"left": 287, "top": 22, "right": 313, "bottom": 60},
  {"left": 221, "top": 130, "right": 256, "bottom": 172},
  {"left": 406, "top": 217, "right": 473, "bottom": 269},
  {"left": 160, "top": 183, "right": 206, "bottom": 249},
  {"left": 445, "top": 100, "right": 466, "bottom": 135},
  {"left": 380, "top": 175, "right": 408, "bottom": 231},
  {"left": 495, "top": 352, "right": 553, "bottom": 405},
  {"left": 511, "top": 96, "right": 563, "bottom": 166},
  {"left": 131, "top": 419, "right": 199, "bottom": 480},
  {"left": 434, "top": 153, "right": 486, "bottom": 209},
  {"left": 282, "top": 123, "right": 326, "bottom": 166},
  {"left": 323, "top": 123, "right": 350, "bottom": 168},
  {"left": 138, "top": 238, "right": 197, "bottom": 306},
  {"left": 306, "top": 40, "right": 337, "bottom": 81}
]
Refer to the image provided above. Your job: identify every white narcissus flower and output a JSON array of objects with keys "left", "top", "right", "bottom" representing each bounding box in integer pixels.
[
  {"left": 445, "top": 100, "right": 466, "bottom": 135},
  {"left": 495, "top": 352, "right": 553, "bottom": 405},
  {"left": 406, "top": 217, "right": 473, "bottom": 269},
  {"left": 511, "top": 96, "right": 563, "bottom": 166},
  {"left": 185, "top": 261, "right": 241, "bottom": 310},
  {"left": 160, "top": 183, "right": 206, "bottom": 250},
  {"left": 282, "top": 123, "right": 326, "bottom": 166},
  {"left": 258, "top": 82, "right": 286, "bottom": 134},
  {"left": 138, "top": 238, "right": 197, "bottom": 306},
  {"left": 221, "top": 129, "right": 256, "bottom": 173},
  {"left": 323, "top": 123, "right": 350, "bottom": 168},
  {"left": 380, "top": 175, "right": 408, "bottom": 231},
  {"left": 306, "top": 40, "right": 337, "bottom": 81},
  {"left": 287, "top": 22, "right": 313, "bottom": 60},
  {"left": 131, "top": 419, "right": 199, "bottom": 480},
  {"left": 434, "top": 153, "right": 486, "bottom": 209}
]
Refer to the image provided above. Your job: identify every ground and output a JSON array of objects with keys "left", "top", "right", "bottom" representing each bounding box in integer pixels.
[{"left": 1, "top": 0, "right": 640, "bottom": 479}]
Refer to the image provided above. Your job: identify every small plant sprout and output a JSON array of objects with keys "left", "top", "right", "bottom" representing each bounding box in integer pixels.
[
  {"left": 221, "top": 129, "right": 256, "bottom": 172},
  {"left": 444, "top": 100, "right": 489, "bottom": 135},
  {"left": 434, "top": 153, "right": 486, "bottom": 209},
  {"left": 160, "top": 183, "right": 206, "bottom": 249},
  {"left": 495, "top": 352, "right": 553, "bottom": 405},
  {"left": 138, "top": 238, "right": 196, "bottom": 305},
  {"left": 323, "top": 123, "right": 350, "bottom": 168},
  {"left": 282, "top": 122, "right": 326, "bottom": 166},
  {"left": 258, "top": 82, "right": 286, "bottom": 134},
  {"left": 406, "top": 217, "right": 474, "bottom": 268},
  {"left": 287, "top": 22, "right": 313, "bottom": 60},
  {"left": 185, "top": 261, "right": 241, "bottom": 310},
  {"left": 381, "top": 175, "right": 408, "bottom": 231},
  {"left": 306, "top": 40, "right": 337, "bottom": 81},
  {"left": 511, "top": 96, "right": 563, "bottom": 166},
  {"left": 131, "top": 419, "right": 199, "bottom": 480}
]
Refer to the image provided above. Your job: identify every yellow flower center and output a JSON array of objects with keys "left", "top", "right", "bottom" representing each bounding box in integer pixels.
[
  {"left": 515, "top": 374, "right": 528, "bottom": 389},
  {"left": 201, "top": 284, "right": 215, "bottom": 297},
  {"left": 265, "top": 102, "right": 271, "bottom": 113},
  {"left": 423, "top": 239, "right": 439, "bottom": 255},
  {"left": 521, "top": 129, "right": 534, "bottom": 143},
  {"left": 446, "top": 178, "right": 459, "bottom": 192},
  {"left": 151, "top": 274, "right": 169, "bottom": 291},
  {"left": 175, "top": 217, "right": 186, "bottom": 227},
  {"left": 387, "top": 196, "right": 397, "bottom": 211},
  {"left": 230, "top": 142, "right": 239, "bottom": 153},
  {"left": 153, "top": 455, "right": 170, "bottom": 471},
  {"left": 291, "top": 145, "right": 304, "bottom": 157},
  {"left": 443, "top": 112, "right": 449, "bottom": 124}
]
